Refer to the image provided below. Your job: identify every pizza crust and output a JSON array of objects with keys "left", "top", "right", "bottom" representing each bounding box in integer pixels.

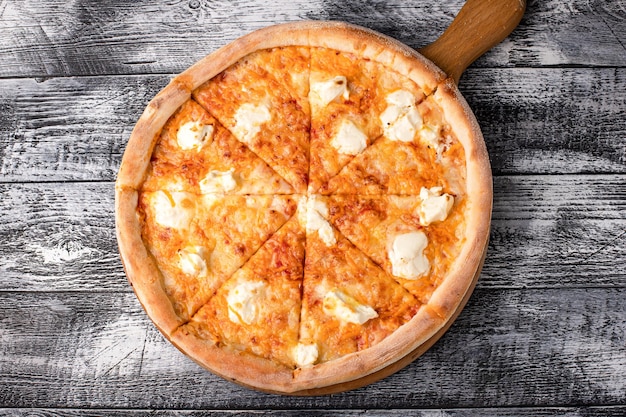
[
  {"left": 426, "top": 79, "right": 492, "bottom": 319},
  {"left": 115, "top": 21, "right": 492, "bottom": 394},
  {"left": 115, "top": 188, "right": 185, "bottom": 334},
  {"left": 305, "top": 21, "right": 445, "bottom": 95},
  {"left": 116, "top": 84, "right": 191, "bottom": 190},
  {"left": 169, "top": 326, "right": 296, "bottom": 393},
  {"left": 291, "top": 303, "right": 444, "bottom": 393}
]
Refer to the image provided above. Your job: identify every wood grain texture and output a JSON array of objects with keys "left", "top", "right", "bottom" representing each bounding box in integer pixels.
[
  {"left": 0, "top": 182, "right": 126, "bottom": 291},
  {"left": 482, "top": 174, "right": 626, "bottom": 288},
  {"left": 1, "top": 407, "right": 626, "bottom": 416},
  {"left": 0, "top": 75, "right": 170, "bottom": 182},
  {"left": 1, "top": 68, "right": 624, "bottom": 182},
  {"left": 461, "top": 67, "right": 626, "bottom": 175},
  {"left": 0, "top": 175, "right": 623, "bottom": 292},
  {"left": 0, "top": 289, "right": 623, "bottom": 409},
  {"left": 0, "top": 0, "right": 624, "bottom": 412},
  {"left": 0, "top": 0, "right": 624, "bottom": 78}
]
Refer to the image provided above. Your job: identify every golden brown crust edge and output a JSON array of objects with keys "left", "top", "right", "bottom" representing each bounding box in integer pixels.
[
  {"left": 427, "top": 79, "right": 492, "bottom": 319},
  {"left": 290, "top": 304, "right": 444, "bottom": 393},
  {"left": 115, "top": 188, "right": 184, "bottom": 335},
  {"left": 303, "top": 21, "right": 445, "bottom": 94},
  {"left": 116, "top": 83, "right": 191, "bottom": 190},
  {"left": 169, "top": 328, "right": 295, "bottom": 393},
  {"left": 174, "top": 20, "right": 445, "bottom": 94}
]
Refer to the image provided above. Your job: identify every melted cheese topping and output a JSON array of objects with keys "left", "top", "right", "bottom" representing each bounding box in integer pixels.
[
  {"left": 310, "top": 76, "right": 349, "bottom": 107},
  {"left": 323, "top": 289, "right": 378, "bottom": 325},
  {"left": 179, "top": 246, "right": 209, "bottom": 277},
  {"left": 233, "top": 103, "right": 271, "bottom": 143},
  {"left": 199, "top": 169, "right": 237, "bottom": 194},
  {"left": 418, "top": 186, "right": 454, "bottom": 226},
  {"left": 293, "top": 343, "right": 319, "bottom": 367},
  {"left": 177, "top": 121, "right": 214, "bottom": 150},
  {"left": 306, "top": 197, "right": 336, "bottom": 246},
  {"left": 226, "top": 280, "right": 267, "bottom": 325},
  {"left": 331, "top": 120, "right": 367, "bottom": 155},
  {"left": 137, "top": 46, "right": 471, "bottom": 371},
  {"left": 380, "top": 90, "right": 423, "bottom": 142},
  {"left": 388, "top": 231, "right": 430, "bottom": 279},
  {"left": 150, "top": 191, "right": 194, "bottom": 230}
]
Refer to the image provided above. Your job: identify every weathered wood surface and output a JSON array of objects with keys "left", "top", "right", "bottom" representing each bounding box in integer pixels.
[
  {"left": 1, "top": 68, "right": 625, "bottom": 182},
  {"left": 0, "top": 175, "right": 623, "bottom": 292},
  {"left": 0, "top": 0, "right": 625, "bottom": 79},
  {"left": 1, "top": 0, "right": 625, "bottom": 413},
  {"left": 0, "top": 75, "right": 169, "bottom": 182},
  {"left": 0, "top": 289, "right": 624, "bottom": 409},
  {"left": 1, "top": 408, "right": 626, "bottom": 417}
]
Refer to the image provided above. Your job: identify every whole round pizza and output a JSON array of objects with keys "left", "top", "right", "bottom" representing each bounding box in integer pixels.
[{"left": 115, "top": 21, "right": 492, "bottom": 394}]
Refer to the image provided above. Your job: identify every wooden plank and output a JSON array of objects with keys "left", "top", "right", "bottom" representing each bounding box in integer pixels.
[
  {"left": 0, "top": 289, "right": 623, "bottom": 408},
  {"left": 461, "top": 68, "right": 626, "bottom": 175},
  {"left": 1, "top": 406, "right": 625, "bottom": 416},
  {"left": 482, "top": 174, "right": 626, "bottom": 288},
  {"left": 1, "top": 68, "right": 624, "bottom": 182},
  {"left": 0, "top": 175, "right": 623, "bottom": 292},
  {"left": 0, "top": 182, "right": 126, "bottom": 291},
  {"left": 0, "top": 0, "right": 624, "bottom": 78},
  {"left": 0, "top": 75, "right": 171, "bottom": 182}
]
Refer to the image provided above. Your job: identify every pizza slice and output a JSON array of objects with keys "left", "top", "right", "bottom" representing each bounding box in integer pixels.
[
  {"left": 295, "top": 196, "right": 419, "bottom": 366},
  {"left": 177, "top": 208, "right": 306, "bottom": 368},
  {"left": 193, "top": 50, "right": 310, "bottom": 193},
  {"left": 142, "top": 99, "right": 293, "bottom": 195},
  {"left": 307, "top": 47, "right": 429, "bottom": 194},
  {"left": 246, "top": 46, "right": 311, "bottom": 118},
  {"left": 319, "top": 94, "right": 465, "bottom": 195},
  {"left": 318, "top": 194, "right": 465, "bottom": 304},
  {"left": 137, "top": 192, "right": 296, "bottom": 320}
]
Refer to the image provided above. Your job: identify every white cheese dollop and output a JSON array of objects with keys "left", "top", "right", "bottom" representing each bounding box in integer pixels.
[
  {"left": 199, "top": 168, "right": 237, "bottom": 194},
  {"left": 178, "top": 246, "right": 209, "bottom": 277},
  {"left": 330, "top": 120, "right": 368, "bottom": 155},
  {"left": 418, "top": 186, "right": 454, "bottom": 226},
  {"left": 293, "top": 343, "right": 319, "bottom": 367},
  {"left": 151, "top": 191, "right": 194, "bottom": 230},
  {"left": 306, "top": 197, "right": 336, "bottom": 247},
  {"left": 380, "top": 89, "right": 423, "bottom": 143},
  {"left": 226, "top": 280, "right": 267, "bottom": 325},
  {"left": 233, "top": 103, "right": 271, "bottom": 143},
  {"left": 310, "top": 76, "right": 349, "bottom": 107},
  {"left": 419, "top": 124, "right": 446, "bottom": 158},
  {"left": 323, "top": 289, "right": 378, "bottom": 325},
  {"left": 388, "top": 231, "right": 430, "bottom": 279},
  {"left": 386, "top": 89, "right": 416, "bottom": 108},
  {"left": 177, "top": 121, "right": 214, "bottom": 150}
]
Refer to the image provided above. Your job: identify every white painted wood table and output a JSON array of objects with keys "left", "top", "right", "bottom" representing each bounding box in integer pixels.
[{"left": 1, "top": 0, "right": 625, "bottom": 415}]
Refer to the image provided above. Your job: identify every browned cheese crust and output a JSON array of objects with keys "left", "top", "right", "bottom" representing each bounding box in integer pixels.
[{"left": 115, "top": 21, "right": 492, "bottom": 394}]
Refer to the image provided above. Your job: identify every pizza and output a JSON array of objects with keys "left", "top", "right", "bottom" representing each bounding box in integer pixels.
[{"left": 115, "top": 21, "right": 492, "bottom": 394}]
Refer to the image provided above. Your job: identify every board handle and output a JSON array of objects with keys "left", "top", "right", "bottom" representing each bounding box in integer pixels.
[{"left": 419, "top": 0, "right": 526, "bottom": 84}]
